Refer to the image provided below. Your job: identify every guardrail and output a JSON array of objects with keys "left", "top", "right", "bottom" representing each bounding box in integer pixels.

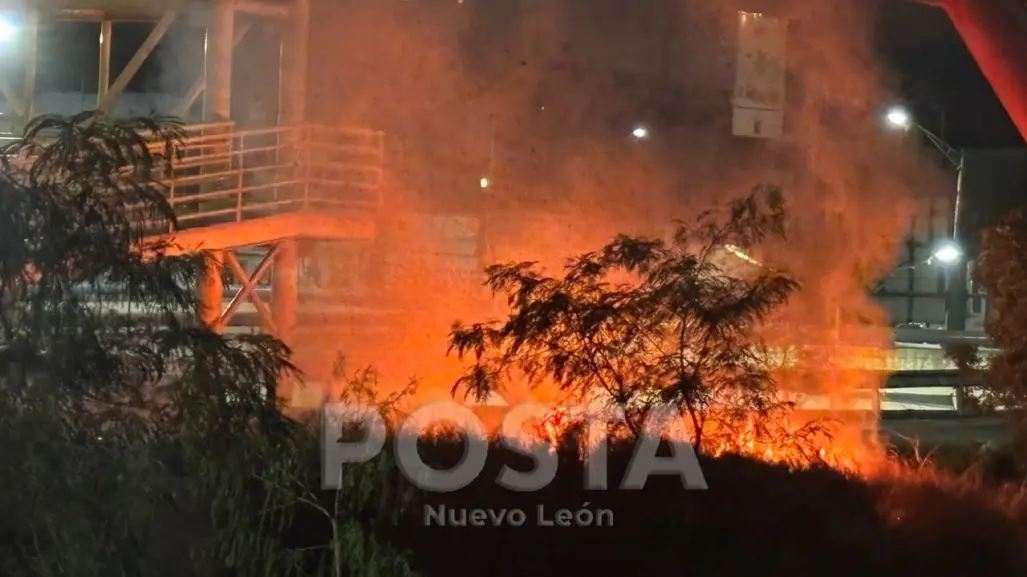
[
  {"left": 0, "top": 121, "right": 385, "bottom": 231},
  {"left": 147, "top": 122, "right": 385, "bottom": 231}
]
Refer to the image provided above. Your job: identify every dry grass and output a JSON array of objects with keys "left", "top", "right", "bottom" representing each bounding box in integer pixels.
[{"left": 282, "top": 427, "right": 1027, "bottom": 577}]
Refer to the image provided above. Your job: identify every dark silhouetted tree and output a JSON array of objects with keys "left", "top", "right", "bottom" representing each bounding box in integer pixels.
[
  {"left": 0, "top": 112, "right": 413, "bottom": 577},
  {"left": 449, "top": 187, "right": 815, "bottom": 453},
  {"left": 966, "top": 210, "right": 1027, "bottom": 460}
]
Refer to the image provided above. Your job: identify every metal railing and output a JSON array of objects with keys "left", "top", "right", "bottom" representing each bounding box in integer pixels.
[
  {"left": 0, "top": 120, "right": 386, "bottom": 231},
  {"left": 150, "top": 122, "right": 385, "bottom": 231}
]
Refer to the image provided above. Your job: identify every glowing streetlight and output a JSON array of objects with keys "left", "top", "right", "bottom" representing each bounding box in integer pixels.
[
  {"left": 0, "top": 17, "right": 16, "bottom": 41},
  {"left": 881, "top": 105, "right": 970, "bottom": 329},
  {"left": 932, "top": 240, "right": 962, "bottom": 264},
  {"left": 631, "top": 126, "right": 648, "bottom": 139},
  {"left": 479, "top": 177, "right": 489, "bottom": 189},
  {"left": 885, "top": 106, "right": 912, "bottom": 130}
]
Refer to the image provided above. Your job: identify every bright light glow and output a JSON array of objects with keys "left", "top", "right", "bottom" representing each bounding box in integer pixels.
[
  {"left": 0, "top": 17, "right": 16, "bottom": 41},
  {"left": 479, "top": 177, "right": 489, "bottom": 188},
  {"left": 631, "top": 126, "right": 648, "bottom": 139},
  {"left": 723, "top": 244, "right": 763, "bottom": 267},
  {"left": 885, "top": 106, "right": 912, "bottom": 129},
  {"left": 933, "top": 242, "right": 962, "bottom": 264}
]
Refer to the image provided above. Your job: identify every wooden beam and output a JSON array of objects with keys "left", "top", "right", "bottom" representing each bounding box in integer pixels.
[
  {"left": 172, "top": 21, "right": 252, "bottom": 118},
  {"left": 98, "top": 12, "right": 176, "bottom": 112}
]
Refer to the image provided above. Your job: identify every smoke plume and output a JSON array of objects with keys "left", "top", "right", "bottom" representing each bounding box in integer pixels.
[{"left": 296, "top": 0, "right": 942, "bottom": 452}]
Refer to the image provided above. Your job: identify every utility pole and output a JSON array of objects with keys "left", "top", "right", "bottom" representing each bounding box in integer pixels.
[
  {"left": 885, "top": 106, "right": 968, "bottom": 332},
  {"left": 946, "top": 151, "right": 968, "bottom": 332}
]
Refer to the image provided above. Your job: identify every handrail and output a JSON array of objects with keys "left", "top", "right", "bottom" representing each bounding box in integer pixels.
[
  {"left": 145, "top": 122, "right": 385, "bottom": 232},
  {"left": 0, "top": 120, "right": 386, "bottom": 232}
]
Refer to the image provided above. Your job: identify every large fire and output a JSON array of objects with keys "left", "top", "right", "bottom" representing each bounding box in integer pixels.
[
  {"left": 294, "top": 0, "right": 952, "bottom": 481},
  {"left": 529, "top": 402, "right": 881, "bottom": 474},
  {"left": 299, "top": 199, "right": 906, "bottom": 478}
]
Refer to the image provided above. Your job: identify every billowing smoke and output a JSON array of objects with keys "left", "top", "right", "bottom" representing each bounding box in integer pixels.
[{"left": 296, "top": 0, "right": 943, "bottom": 450}]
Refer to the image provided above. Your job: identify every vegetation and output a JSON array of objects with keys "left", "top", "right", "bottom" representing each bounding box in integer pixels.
[
  {"left": 0, "top": 111, "right": 412, "bottom": 577},
  {"left": 448, "top": 187, "right": 822, "bottom": 454},
  {"left": 948, "top": 210, "right": 1027, "bottom": 462},
  {"left": 0, "top": 112, "right": 1025, "bottom": 577}
]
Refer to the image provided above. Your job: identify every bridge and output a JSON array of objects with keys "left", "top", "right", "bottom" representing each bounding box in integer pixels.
[
  {"left": 138, "top": 120, "right": 385, "bottom": 329},
  {"left": 0, "top": 0, "right": 384, "bottom": 404},
  {"left": 139, "top": 124, "right": 387, "bottom": 404}
]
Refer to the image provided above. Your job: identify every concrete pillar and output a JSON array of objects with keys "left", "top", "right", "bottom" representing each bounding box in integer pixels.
[
  {"left": 22, "top": 11, "right": 37, "bottom": 124},
  {"left": 204, "top": 1, "right": 234, "bottom": 122},
  {"left": 953, "top": 386, "right": 969, "bottom": 415},
  {"left": 272, "top": 239, "right": 299, "bottom": 402},
  {"left": 197, "top": 251, "right": 225, "bottom": 328},
  {"left": 98, "top": 20, "right": 112, "bottom": 105},
  {"left": 280, "top": 0, "right": 309, "bottom": 125},
  {"left": 276, "top": 0, "right": 309, "bottom": 204},
  {"left": 201, "top": 2, "right": 235, "bottom": 214},
  {"left": 272, "top": 239, "right": 299, "bottom": 342},
  {"left": 946, "top": 262, "right": 969, "bottom": 331}
]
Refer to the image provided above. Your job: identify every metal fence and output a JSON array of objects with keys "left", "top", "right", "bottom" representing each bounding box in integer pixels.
[
  {"left": 0, "top": 120, "right": 386, "bottom": 231},
  {"left": 152, "top": 122, "right": 385, "bottom": 230}
]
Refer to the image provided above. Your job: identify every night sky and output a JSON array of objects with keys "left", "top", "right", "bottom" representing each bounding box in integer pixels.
[
  {"left": 25, "top": 2, "right": 1024, "bottom": 149},
  {"left": 874, "top": 1, "right": 1022, "bottom": 147}
]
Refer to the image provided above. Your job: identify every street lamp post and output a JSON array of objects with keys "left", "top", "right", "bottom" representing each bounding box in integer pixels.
[{"left": 884, "top": 106, "right": 968, "bottom": 331}]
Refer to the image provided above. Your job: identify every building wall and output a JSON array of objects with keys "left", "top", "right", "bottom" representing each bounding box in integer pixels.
[{"left": 874, "top": 193, "right": 955, "bottom": 328}]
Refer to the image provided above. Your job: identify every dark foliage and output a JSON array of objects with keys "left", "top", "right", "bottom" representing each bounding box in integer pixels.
[
  {"left": 449, "top": 187, "right": 808, "bottom": 451},
  {"left": 304, "top": 432, "right": 1027, "bottom": 577},
  {"left": 963, "top": 211, "right": 1027, "bottom": 458},
  {"left": 0, "top": 111, "right": 411, "bottom": 577},
  {"left": 974, "top": 211, "right": 1027, "bottom": 403}
]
